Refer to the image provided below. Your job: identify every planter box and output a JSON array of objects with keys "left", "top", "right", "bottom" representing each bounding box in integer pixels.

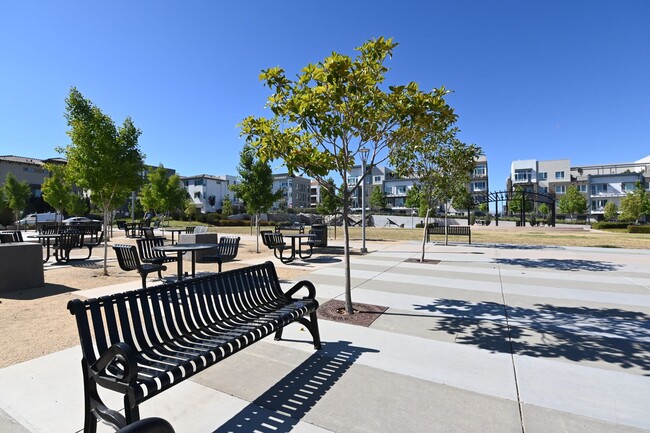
[{"left": 0, "top": 242, "right": 44, "bottom": 292}]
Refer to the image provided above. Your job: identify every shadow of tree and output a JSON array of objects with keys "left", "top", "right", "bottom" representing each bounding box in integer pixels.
[
  {"left": 495, "top": 258, "right": 621, "bottom": 271},
  {"left": 213, "top": 341, "right": 378, "bottom": 432},
  {"left": 413, "top": 299, "right": 650, "bottom": 373},
  {"left": 0, "top": 283, "right": 78, "bottom": 300}
]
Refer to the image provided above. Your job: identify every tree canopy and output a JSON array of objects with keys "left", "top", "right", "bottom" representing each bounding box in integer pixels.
[
  {"left": 139, "top": 165, "right": 186, "bottom": 221},
  {"left": 3, "top": 173, "right": 31, "bottom": 226},
  {"left": 619, "top": 181, "right": 650, "bottom": 223},
  {"left": 240, "top": 37, "right": 469, "bottom": 313},
  {"left": 59, "top": 87, "right": 145, "bottom": 274},
  {"left": 41, "top": 163, "right": 73, "bottom": 216},
  {"left": 369, "top": 185, "right": 387, "bottom": 211},
  {"left": 558, "top": 185, "right": 588, "bottom": 217}
]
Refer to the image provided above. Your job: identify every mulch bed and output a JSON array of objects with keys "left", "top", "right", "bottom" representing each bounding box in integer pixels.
[
  {"left": 405, "top": 258, "right": 440, "bottom": 265},
  {"left": 317, "top": 299, "right": 388, "bottom": 327}
]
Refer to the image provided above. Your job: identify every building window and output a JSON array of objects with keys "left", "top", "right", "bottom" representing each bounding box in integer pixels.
[
  {"left": 374, "top": 176, "right": 381, "bottom": 183},
  {"left": 514, "top": 169, "right": 532, "bottom": 182},
  {"left": 474, "top": 165, "right": 486, "bottom": 177},
  {"left": 578, "top": 184, "right": 587, "bottom": 192},
  {"left": 538, "top": 172, "right": 547, "bottom": 180},
  {"left": 194, "top": 179, "right": 204, "bottom": 186},
  {"left": 396, "top": 186, "right": 407, "bottom": 194},
  {"left": 622, "top": 183, "right": 635, "bottom": 192},
  {"left": 539, "top": 186, "right": 548, "bottom": 194},
  {"left": 555, "top": 171, "right": 565, "bottom": 180},
  {"left": 591, "top": 184, "right": 607, "bottom": 195},
  {"left": 555, "top": 185, "right": 566, "bottom": 194},
  {"left": 194, "top": 191, "right": 201, "bottom": 199},
  {"left": 591, "top": 199, "right": 608, "bottom": 211},
  {"left": 473, "top": 181, "right": 486, "bottom": 192}
]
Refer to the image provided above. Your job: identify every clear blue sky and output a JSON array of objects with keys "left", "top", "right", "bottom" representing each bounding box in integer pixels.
[{"left": 1, "top": 0, "right": 648, "bottom": 190}]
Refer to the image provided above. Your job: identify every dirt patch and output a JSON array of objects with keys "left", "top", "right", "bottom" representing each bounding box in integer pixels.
[{"left": 317, "top": 299, "right": 388, "bottom": 327}]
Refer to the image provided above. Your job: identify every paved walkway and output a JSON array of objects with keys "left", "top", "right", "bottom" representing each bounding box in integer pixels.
[{"left": 1, "top": 240, "right": 649, "bottom": 432}]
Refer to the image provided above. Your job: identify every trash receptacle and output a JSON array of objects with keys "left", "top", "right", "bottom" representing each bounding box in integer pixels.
[{"left": 311, "top": 224, "right": 328, "bottom": 247}]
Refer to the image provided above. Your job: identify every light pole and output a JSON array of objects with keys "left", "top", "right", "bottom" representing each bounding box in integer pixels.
[{"left": 359, "top": 148, "right": 369, "bottom": 253}]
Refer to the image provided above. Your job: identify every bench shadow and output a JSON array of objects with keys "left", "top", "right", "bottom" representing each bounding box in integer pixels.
[
  {"left": 212, "top": 340, "right": 378, "bottom": 432},
  {"left": 0, "top": 283, "right": 78, "bottom": 300},
  {"left": 495, "top": 258, "right": 620, "bottom": 271},
  {"left": 413, "top": 299, "right": 650, "bottom": 373}
]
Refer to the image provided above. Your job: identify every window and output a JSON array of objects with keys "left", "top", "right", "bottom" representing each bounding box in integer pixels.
[
  {"left": 473, "top": 181, "right": 486, "bottom": 191},
  {"left": 474, "top": 165, "right": 486, "bottom": 176},
  {"left": 538, "top": 172, "right": 547, "bottom": 180},
  {"left": 194, "top": 179, "right": 204, "bottom": 186},
  {"left": 183, "top": 180, "right": 189, "bottom": 186},
  {"left": 555, "top": 171, "right": 565, "bottom": 180},
  {"left": 194, "top": 191, "right": 201, "bottom": 199},
  {"left": 374, "top": 176, "right": 381, "bottom": 183},
  {"left": 555, "top": 185, "right": 566, "bottom": 194},
  {"left": 591, "top": 199, "right": 608, "bottom": 211},
  {"left": 578, "top": 184, "right": 587, "bottom": 192},
  {"left": 623, "top": 183, "right": 635, "bottom": 192},
  {"left": 514, "top": 169, "right": 532, "bottom": 182},
  {"left": 591, "top": 184, "right": 607, "bottom": 194},
  {"left": 538, "top": 186, "right": 548, "bottom": 194}
]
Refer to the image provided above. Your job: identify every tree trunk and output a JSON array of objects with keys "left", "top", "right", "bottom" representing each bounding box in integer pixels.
[
  {"left": 444, "top": 200, "right": 449, "bottom": 246},
  {"left": 420, "top": 207, "right": 431, "bottom": 262},
  {"left": 102, "top": 204, "right": 110, "bottom": 276},
  {"left": 255, "top": 213, "right": 260, "bottom": 253},
  {"left": 342, "top": 202, "right": 353, "bottom": 314}
]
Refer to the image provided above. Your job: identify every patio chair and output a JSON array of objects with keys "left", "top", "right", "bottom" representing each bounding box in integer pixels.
[
  {"left": 203, "top": 236, "right": 241, "bottom": 272},
  {"left": 113, "top": 244, "right": 166, "bottom": 289}
]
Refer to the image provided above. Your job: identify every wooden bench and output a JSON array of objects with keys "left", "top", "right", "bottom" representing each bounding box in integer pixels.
[
  {"left": 426, "top": 225, "right": 471, "bottom": 244},
  {"left": 67, "top": 261, "right": 321, "bottom": 432},
  {"left": 262, "top": 231, "right": 294, "bottom": 263},
  {"left": 112, "top": 244, "right": 167, "bottom": 288},
  {"left": 202, "top": 236, "right": 241, "bottom": 272}
]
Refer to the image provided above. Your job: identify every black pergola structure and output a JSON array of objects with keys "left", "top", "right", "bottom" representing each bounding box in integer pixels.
[{"left": 471, "top": 190, "right": 556, "bottom": 227}]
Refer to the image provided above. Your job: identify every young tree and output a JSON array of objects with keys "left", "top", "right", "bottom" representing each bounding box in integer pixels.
[
  {"left": 538, "top": 202, "right": 549, "bottom": 216},
  {"left": 603, "top": 202, "right": 618, "bottom": 222},
  {"left": 316, "top": 177, "right": 339, "bottom": 239},
  {"left": 139, "top": 165, "right": 186, "bottom": 224},
  {"left": 3, "top": 173, "right": 31, "bottom": 227},
  {"left": 221, "top": 195, "right": 233, "bottom": 217},
  {"left": 41, "top": 163, "right": 72, "bottom": 218},
  {"left": 208, "top": 195, "right": 216, "bottom": 212},
  {"left": 619, "top": 181, "right": 650, "bottom": 223},
  {"left": 59, "top": 87, "right": 145, "bottom": 275},
  {"left": 240, "top": 37, "right": 453, "bottom": 313},
  {"left": 509, "top": 185, "right": 534, "bottom": 215},
  {"left": 369, "top": 185, "right": 387, "bottom": 211},
  {"left": 229, "top": 145, "right": 282, "bottom": 253},
  {"left": 558, "top": 185, "right": 588, "bottom": 220},
  {"left": 184, "top": 198, "right": 198, "bottom": 221}
]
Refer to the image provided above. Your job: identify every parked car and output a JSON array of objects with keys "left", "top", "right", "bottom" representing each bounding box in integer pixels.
[
  {"left": 15, "top": 212, "right": 62, "bottom": 227},
  {"left": 62, "top": 216, "right": 102, "bottom": 225}
]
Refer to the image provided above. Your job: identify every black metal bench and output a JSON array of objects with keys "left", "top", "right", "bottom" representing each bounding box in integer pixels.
[
  {"left": 202, "top": 236, "right": 241, "bottom": 272},
  {"left": 113, "top": 244, "right": 167, "bottom": 288},
  {"left": 67, "top": 261, "right": 321, "bottom": 432},
  {"left": 275, "top": 223, "right": 305, "bottom": 234},
  {"left": 136, "top": 237, "right": 178, "bottom": 266},
  {"left": 426, "top": 225, "right": 472, "bottom": 244},
  {"left": 54, "top": 229, "right": 101, "bottom": 262},
  {"left": 262, "top": 232, "right": 294, "bottom": 264}
]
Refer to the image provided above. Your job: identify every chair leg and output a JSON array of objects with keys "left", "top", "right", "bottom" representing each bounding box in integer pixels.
[{"left": 141, "top": 273, "right": 147, "bottom": 289}]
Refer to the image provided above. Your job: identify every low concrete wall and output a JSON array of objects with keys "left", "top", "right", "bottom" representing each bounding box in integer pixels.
[
  {"left": 0, "top": 242, "right": 44, "bottom": 292},
  {"left": 177, "top": 233, "right": 219, "bottom": 263}
]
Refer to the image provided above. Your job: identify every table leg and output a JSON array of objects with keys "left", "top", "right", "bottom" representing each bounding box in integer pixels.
[
  {"left": 176, "top": 251, "right": 184, "bottom": 281},
  {"left": 191, "top": 251, "right": 196, "bottom": 278}
]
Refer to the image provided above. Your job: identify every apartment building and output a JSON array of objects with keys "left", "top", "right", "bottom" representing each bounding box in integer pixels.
[
  {"left": 507, "top": 156, "right": 650, "bottom": 219},
  {"left": 271, "top": 173, "right": 311, "bottom": 210},
  {"left": 181, "top": 174, "right": 240, "bottom": 213}
]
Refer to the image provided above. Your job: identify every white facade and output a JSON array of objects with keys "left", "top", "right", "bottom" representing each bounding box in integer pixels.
[{"left": 182, "top": 174, "right": 240, "bottom": 213}]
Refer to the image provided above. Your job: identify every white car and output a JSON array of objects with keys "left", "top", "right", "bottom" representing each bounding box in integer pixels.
[{"left": 62, "top": 217, "right": 102, "bottom": 225}]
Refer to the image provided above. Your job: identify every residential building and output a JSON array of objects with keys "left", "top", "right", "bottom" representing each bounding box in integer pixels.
[
  {"left": 181, "top": 174, "right": 240, "bottom": 213},
  {"left": 272, "top": 173, "right": 311, "bottom": 210},
  {"left": 507, "top": 156, "right": 650, "bottom": 219},
  {"left": 347, "top": 165, "right": 392, "bottom": 210}
]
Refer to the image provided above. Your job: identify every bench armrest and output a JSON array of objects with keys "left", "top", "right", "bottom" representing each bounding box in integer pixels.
[
  {"left": 91, "top": 342, "right": 139, "bottom": 385},
  {"left": 284, "top": 280, "right": 317, "bottom": 300}
]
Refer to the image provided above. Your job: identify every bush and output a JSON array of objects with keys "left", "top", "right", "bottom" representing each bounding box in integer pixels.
[
  {"left": 592, "top": 222, "right": 629, "bottom": 230},
  {"left": 628, "top": 225, "right": 650, "bottom": 234}
]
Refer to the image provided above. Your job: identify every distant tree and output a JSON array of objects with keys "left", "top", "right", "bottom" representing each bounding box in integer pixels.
[
  {"left": 221, "top": 195, "right": 233, "bottom": 217},
  {"left": 603, "top": 202, "right": 618, "bottom": 222},
  {"left": 509, "top": 185, "right": 534, "bottom": 214},
  {"left": 369, "top": 185, "right": 387, "bottom": 211},
  {"left": 558, "top": 185, "right": 588, "bottom": 219},
  {"left": 68, "top": 194, "right": 89, "bottom": 217},
  {"left": 3, "top": 173, "right": 31, "bottom": 227},
  {"left": 538, "top": 202, "right": 549, "bottom": 216},
  {"left": 41, "top": 163, "right": 72, "bottom": 217},
  {"left": 184, "top": 198, "right": 198, "bottom": 221},
  {"left": 405, "top": 184, "right": 423, "bottom": 216},
  {"left": 139, "top": 165, "right": 186, "bottom": 223},
  {"left": 317, "top": 177, "right": 339, "bottom": 216},
  {"left": 59, "top": 87, "right": 145, "bottom": 275},
  {"left": 453, "top": 189, "right": 474, "bottom": 215},
  {"left": 208, "top": 195, "right": 216, "bottom": 211},
  {"left": 619, "top": 181, "right": 650, "bottom": 223},
  {"left": 479, "top": 202, "right": 489, "bottom": 213},
  {"left": 229, "top": 144, "right": 282, "bottom": 252}
]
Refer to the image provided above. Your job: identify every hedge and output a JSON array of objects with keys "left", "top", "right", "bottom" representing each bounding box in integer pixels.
[
  {"left": 628, "top": 225, "right": 650, "bottom": 234},
  {"left": 591, "top": 222, "right": 630, "bottom": 230}
]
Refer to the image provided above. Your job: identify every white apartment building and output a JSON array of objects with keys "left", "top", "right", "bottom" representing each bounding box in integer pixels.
[
  {"left": 181, "top": 174, "right": 240, "bottom": 213},
  {"left": 507, "top": 156, "right": 650, "bottom": 219},
  {"left": 272, "top": 173, "right": 311, "bottom": 210}
]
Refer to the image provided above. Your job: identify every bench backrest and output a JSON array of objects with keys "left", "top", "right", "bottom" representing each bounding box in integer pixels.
[
  {"left": 136, "top": 237, "right": 167, "bottom": 261},
  {"left": 260, "top": 230, "right": 273, "bottom": 247},
  {"left": 67, "top": 261, "right": 284, "bottom": 364},
  {"left": 141, "top": 227, "right": 155, "bottom": 239},
  {"left": 217, "top": 236, "right": 240, "bottom": 259},
  {"left": 59, "top": 230, "right": 83, "bottom": 248},
  {"left": 185, "top": 226, "right": 195, "bottom": 234},
  {"left": 40, "top": 224, "right": 61, "bottom": 234},
  {"left": 1, "top": 230, "right": 23, "bottom": 242},
  {"left": 264, "top": 232, "right": 285, "bottom": 248},
  {"left": 113, "top": 244, "right": 143, "bottom": 272}
]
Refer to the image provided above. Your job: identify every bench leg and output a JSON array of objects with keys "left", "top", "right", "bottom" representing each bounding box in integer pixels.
[{"left": 82, "top": 361, "right": 128, "bottom": 432}]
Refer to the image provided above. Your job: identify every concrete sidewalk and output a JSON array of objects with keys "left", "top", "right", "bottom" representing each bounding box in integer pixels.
[{"left": 1, "top": 240, "right": 649, "bottom": 432}]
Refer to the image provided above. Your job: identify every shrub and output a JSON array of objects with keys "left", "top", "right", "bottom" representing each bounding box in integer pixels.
[
  {"left": 628, "top": 225, "right": 650, "bottom": 234},
  {"left": 592, "top": 222, "right": 629, "bottom": 230}
]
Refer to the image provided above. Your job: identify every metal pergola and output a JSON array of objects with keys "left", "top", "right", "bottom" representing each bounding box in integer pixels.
[{"left": 470, "top": 190, "right": 556, "bottom": 227}]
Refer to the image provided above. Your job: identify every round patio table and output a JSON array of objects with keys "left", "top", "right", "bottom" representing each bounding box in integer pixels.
[{"left": 153, "top": 243, "right": 215, "bottom": 280}]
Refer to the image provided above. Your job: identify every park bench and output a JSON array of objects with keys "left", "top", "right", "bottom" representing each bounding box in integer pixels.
[
  {"left": 202, "top": 236, "right": 241, "bottom": 272},
  {"left": 113, "top": 244, "right": 167, "bottom": 288},
  {"left": 136, "top": 237, "right": 178, "bottom": 266},
  {"left": 54, "top": 229, "right": 102, "bottom": 262},
  {"left": 426, "top": 225, "right": 472, "bottom": 244},
  {"left": 0, "top": 230, "right": 23, "bottom": 243},
  {"left": 275, "top": 222, "right": 305, "bottom": 234},
  {"left": 67, "top": 261, "right": 321, "bottom": 432},
  {"left": 262, "top": 231, "right": 294, "bottom": 264}
]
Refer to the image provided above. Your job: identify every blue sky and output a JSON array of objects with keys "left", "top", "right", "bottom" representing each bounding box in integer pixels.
[{"left": 1, "top": 0, "right": 648, "bottom": 190}]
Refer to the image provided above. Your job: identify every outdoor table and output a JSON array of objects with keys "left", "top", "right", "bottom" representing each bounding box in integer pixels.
[
  {"left": 27, "top": 233, "right": 61, "bottom": 263},
  {"left": 124, "top": 222, "right": 141, "bottom": 238},
  {"left": 153, "top": 243, "right": 214, "bottom": 281},
  {"left": 161, "top": 228, "right": 184, "bottom": 245},
  {"left": 283, "top": 233, "right": 316, "bottom": 261}
]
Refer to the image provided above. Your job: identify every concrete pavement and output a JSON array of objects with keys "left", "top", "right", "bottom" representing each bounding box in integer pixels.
[{"left": 1, "top": 239, "right": 649, "bottom": 432}]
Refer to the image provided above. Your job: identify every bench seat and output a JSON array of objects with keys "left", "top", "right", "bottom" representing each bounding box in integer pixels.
[
  {"left": 67, "top": 261, "right": 320, "bottom": 432},
  {"left": 426, "top": 225, "right": 471, "bottom": 244}
]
